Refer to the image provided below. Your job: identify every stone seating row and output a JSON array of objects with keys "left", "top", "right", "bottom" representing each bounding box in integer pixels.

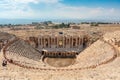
[
  {"left": 6, "top": 39, "right": 42, "bottom": 61},
  {"left": 72, "top": 40, "right": 116, "bottom": 68},
  {"left": 6, "top": 51, "right": 46, "bottom": 68}
]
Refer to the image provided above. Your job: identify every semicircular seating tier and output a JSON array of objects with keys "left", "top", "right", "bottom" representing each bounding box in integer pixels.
[
  {"left": 103, "top": 31, "right": 120, "bottom": 56},
  {"left": 4, "top": 39, "right": 46, "bottom": 68},
  {"left": 3, "top": 38, "right": 117, "bottom": 70},
  {"left": 72, "top": 40, "right": 117, "bottom": 69}
]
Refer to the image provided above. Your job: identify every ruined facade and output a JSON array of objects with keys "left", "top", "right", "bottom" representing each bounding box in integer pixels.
[{"left": 26, "top": 30, "right": 90, "bottom": 58}]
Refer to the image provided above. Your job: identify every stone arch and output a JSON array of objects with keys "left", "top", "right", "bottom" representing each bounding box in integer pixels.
[
  {"left": 66, "top": 52, "right": 70, "bottom": 57},
  {"left": 58, "top": 52, "right": 61, "bottom": 56},
  {"left": 53, "top": 52, "right": 56, "bottom": 57},
  {"left": 59, "top": 40, "right": 63, "bottom": 48}
]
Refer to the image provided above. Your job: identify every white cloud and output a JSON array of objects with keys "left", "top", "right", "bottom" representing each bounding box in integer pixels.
[
  {"left": 12, "top": 0, "right": 61, "bottom": 4},
  {"left": 90, "top": 7, "right": 103, "bottom": 14},
  {"left": 51, "top": 5, "right": 120, "bottom": 19},
  {"left": 0, "top": 0, "right": 61, "bottom": 10},
  {"left": 39, "top": 0, "right": 61, "bottom": 4},
  {"left": 0, "top": 0, "right": 120, "bottom": 20},
  {"left": 0, "top": 0, "right": 34, "bottom": 18},
  {"left": 14, "top": 0, "right": 39, "bottom": 4}
]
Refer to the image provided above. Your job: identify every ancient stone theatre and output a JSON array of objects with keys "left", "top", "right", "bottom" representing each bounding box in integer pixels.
[{"left": 26, "top": 30, "right": 89, "bottom": 58}]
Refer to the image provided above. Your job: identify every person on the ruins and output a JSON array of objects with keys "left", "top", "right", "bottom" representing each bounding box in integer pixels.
[{"left": 2, "top": 59, "right": 7, "bottom": 67}]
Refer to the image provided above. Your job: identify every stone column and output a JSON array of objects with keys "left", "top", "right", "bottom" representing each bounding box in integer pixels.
[
  {"left": 70, "top": 37, "right": 71, "bottom": 48},
  {"left": 63, "top": 37, "right": 64, "bottom": 48},
  {"left": 76, "top": 37, "right": 77, "bottom": 47},
  {"left": 79, "top": 36, "right": 80, "bottom": 45},
  {"left": 72, "top": 37, "right": 74, "bottom": 48},
  {"left": 82, "top": 38, "right": 83, "bottom": 45},
  {"left": 65, "top": 37, "right": 67, "bottom": 48},
  {"left": 57, "top": 37, "right": 58, "bottom": 48},
  {"left": 53, "top": 37, "right": 54, "bottom": 48},
  {"left": 53, "top": 37, "right": 55, "bottom": 48},
  {"left": 44, "top": 38, "right": 46, "bottom": 48},
  {"left": 41, "top": 38, "right": 42, "bottom": 47},
  {"left": 42, "top": 37, "right": 43, "bottom": 48},
  {"left": 66, "top": 38, "right": 68, "bottom": 48},
  {"left": 39, "top": 36, "right": 41, "bottom": 47},
  {"left": 77, "top": 37, "right": 79, "bottom": 47},
  {"left": 48, "top": 37, "right": 50, "bottom": 48},
  {"left": 55, "top": 37, "right": 57, "bottom": 48},
  {"left": 77, "top": 37, "right": 79, "bottom": 48},
  {"left": 67, "top": 37, "right": 69, "bottom": 48},
  {"left": 43, "top": 37, "right": 44, "bottom": 48},
  {"left": 81, "top": 36, "right": 84, "bottom": 48},
  {"left": 52, "top": 37, "right": 55, "bottom": 48},
  {"left": 50, "top": 37, "right": 51, "bottom": 48},
  {"left": 64, "top": 37, "right": 66, "bottom": 48},
  {"left": 37, "top": 37, "right": 39, "bottom": 48},
  {"left": 77, "top": 36, "right": 80, "bottom": 47},
  {"left": 69, "top": 37, "right": 71, "bottom": 48},
  {"left": 51, "top": 36, "right": 53, "bottom": 48},
  {"left": 71, "top": 37, "right": 73, "bottom": 48},
  {"left": 79, "top": 37, "right": 80, "bottom": 48},
  {"left": 41, "top": 37, "right": 42, "bottom": 48},
  {"left": 47, "top": 38, "right": 48, "bottom": 48},
  {"left": 39, "top": 36, "right": 41, "bottom": 48}
]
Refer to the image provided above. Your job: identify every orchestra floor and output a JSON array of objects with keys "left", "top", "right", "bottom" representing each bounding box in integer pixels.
[{"left": 43, "top": 57, "right": 76, "bottom": 67}]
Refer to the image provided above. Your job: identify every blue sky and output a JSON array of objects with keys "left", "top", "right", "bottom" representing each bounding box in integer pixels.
[
  {"left": 0, "top": 0, "right": 120, "bottom": 20},
  {"left": 62, "top": 0, "right": 120, "bottom": 8}
]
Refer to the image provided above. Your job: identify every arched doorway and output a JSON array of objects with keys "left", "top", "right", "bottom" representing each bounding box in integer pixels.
[{"left": 59, "top": 40, "right": 63, "bottom": 48}]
